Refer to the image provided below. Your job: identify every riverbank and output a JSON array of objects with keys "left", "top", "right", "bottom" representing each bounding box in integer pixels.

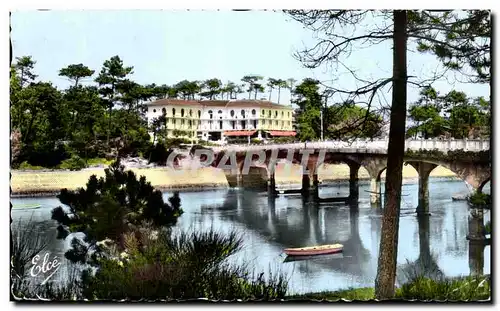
[
  {"left": 10, "top": 164, "right": 458, "bottom": 197},
  {"left": 288, "top": 274, "right": 491, "bottom": 301}
]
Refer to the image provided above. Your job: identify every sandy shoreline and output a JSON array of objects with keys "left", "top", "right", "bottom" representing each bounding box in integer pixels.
[{"left": 10, "top": 164, "right": 458, "bottom": 197}]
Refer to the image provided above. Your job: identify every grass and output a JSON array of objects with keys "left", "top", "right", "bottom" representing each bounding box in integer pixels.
[
  {"left": 288, "top": 276, "right": 491, "bottom": 301},
  {"left": 288, "top": 287, "right": 374, "bottom": 301},
  {"left": 395, "top": 275, "right": 490, "bottom": 301}
]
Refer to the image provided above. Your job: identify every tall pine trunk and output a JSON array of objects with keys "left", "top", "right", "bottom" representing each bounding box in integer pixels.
[
  {"left": 278, "top": 87, "right": 281, "bottom": 103},
  {"left": 374, "top": 10, "right": 408, "bottom": 300}
]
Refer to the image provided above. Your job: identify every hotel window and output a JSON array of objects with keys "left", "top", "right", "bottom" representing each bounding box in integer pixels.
[
  {"left": 208, "top": 110, "right": 213, "bottom": 119},
  {"left": 288, "top": 111, "right": 290, "bottom": 118},
  {"left": 261, "top": 110, "right": 265, "bottom": 116},
  {"left": 275, "top": 111, "right": 278, "bottom": 118},
  {"left": 218, "top": 110, "right": 223, "bottom": 115},
  {"left": 189, "top": 109, "right": 193, "bottom": 117},
  {"left": 172, "top": 108, "right": 176, "bottom": 116},
  {"left": 198, "top": 110, "right": 201, "bottom": 118},
  {"left": 231, "top": 121, "right": 236, "bottom": 129},
  {"left": 281, "top": 111, "right": 284, "bottom": 118},
  {"left": 252, "top": 109, "right": 256, "bottom": 116},
  {"left": 242, "top": 120, "right": 246, "bottom": 129},
  {"left": 181, "top": 109, "right": 185, "bottom": 117},
  {"left": 281, "top": 121, "right": 284, "bottom": 128},
  {"left": 188, "top": 120, "right": 192, "bottom": 128},
  {"left": 268, "top": 110, "right": 271, "bottom": 118},
  {"left": 209, "top": 120, "right": 213, "bottom": 129},
  {"left": 162, "top": 108, "right": 166, "bottom": 115},
  {"left": 230, "top": 110, "right": 235, "bottom": 117},
  {"left": 241, "top": 110, "right": 245, "bottom": 117},
  {"left": 153, "top": 109, "right": 156, "bottom": 113},
  {"left": 253, "top": 120, "right": 257, "bottom": 128},
  {"left": 181, "top": 119, "right": 185, "bottom": 125},
  {"left": 219, "top": 121, "right": 223, "bottom": 129},
  {"left": 275, "top": 120, "right": 278, "bottom": 126}
]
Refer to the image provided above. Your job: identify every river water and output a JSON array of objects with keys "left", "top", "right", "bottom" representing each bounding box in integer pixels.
[{"left": 11, "top": 177, "right": 490, "bottom": 295}]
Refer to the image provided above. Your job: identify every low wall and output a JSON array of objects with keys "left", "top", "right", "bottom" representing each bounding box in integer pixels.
[
  {"left": 10, "top": 164, "right": 458, "bottom": 196},
  {"left": 10, "top": 167, "right": 229, "bottom": 196}
]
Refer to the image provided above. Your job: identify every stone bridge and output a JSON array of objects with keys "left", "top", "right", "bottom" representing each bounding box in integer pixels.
[{"left": 200, "top": 138, "right": 491, "bottom": 215}]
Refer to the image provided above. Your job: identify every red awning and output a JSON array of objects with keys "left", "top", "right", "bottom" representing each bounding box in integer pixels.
[
  {"left": 224, "top": 130, "right": 257, "bottom": 137},
  {"left": 267, "top": 131, "right": 296, "bottom": 137}
]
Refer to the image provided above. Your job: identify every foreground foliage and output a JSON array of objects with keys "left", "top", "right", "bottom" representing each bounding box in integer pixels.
[
  {"left": 51, "top": 159, "right": 183, "bottom": 265},
  {"left": 13, "top": 161, "right": 289, "bottom": 301},
  {"left": 79, "top": 227, "right": 288, "bottom": 300}
]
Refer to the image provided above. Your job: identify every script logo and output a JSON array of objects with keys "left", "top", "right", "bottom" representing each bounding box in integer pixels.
[{"left": 30, "top": 252, "right": 61, "bottom": 285}]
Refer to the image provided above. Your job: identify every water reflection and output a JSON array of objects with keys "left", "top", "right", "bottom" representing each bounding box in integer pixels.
[{"left": 11, "top": 179, "right": 490, "bottom": 294}]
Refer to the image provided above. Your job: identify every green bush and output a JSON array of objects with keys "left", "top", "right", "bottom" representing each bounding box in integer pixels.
[
  {"left": 17, "top": 161, "right": 45, "bottom": 170},
  {"left": 58, "top": 155, "right": 87, "bottom": 171},
  {"left": 468, "top": 192, "right": 491, "bottom": 208},
  {"left": 144, "top": 142, "right": 173, "bottom": 165}
]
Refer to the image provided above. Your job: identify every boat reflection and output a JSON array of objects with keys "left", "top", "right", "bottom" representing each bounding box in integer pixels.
[{"left": 283, "top": 252, "right": 345, "bottom": 263}]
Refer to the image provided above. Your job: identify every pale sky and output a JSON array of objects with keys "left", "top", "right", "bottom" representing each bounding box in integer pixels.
[{"left": 10, "top": 10, "right": 489, "bottom": 108}]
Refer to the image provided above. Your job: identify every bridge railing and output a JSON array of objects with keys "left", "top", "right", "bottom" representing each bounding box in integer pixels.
[{"left": 210, "top": 138, "right": 490, "bottom": 153}]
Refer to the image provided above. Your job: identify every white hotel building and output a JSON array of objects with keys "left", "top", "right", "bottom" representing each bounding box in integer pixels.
[{"left": 146, "top": 99, "right": 296, "bottom": 143}]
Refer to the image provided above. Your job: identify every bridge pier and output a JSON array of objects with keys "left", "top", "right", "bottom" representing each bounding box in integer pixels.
[
  {"left": 268, "top": 170, "right": 278, "bottom": 196},
  {"left": 370, "top": 178, "right": 382, "bottom": 206},
  {"left": 467, "top": 207, "right": 486, "bottom": 241},
  {"left": 468, "top": 241, "right": 486, "bottom": 276},
  {"left": 409, "top": 162, "right": 437, "bottom": 216},
  {"left": 301, "top": 173, "right": 311, "bottom": 197},
  {"left": 363, "top": 158, "right": 386, "bottom": 208},
  {"left": 348, "top": 162, "right": 360, "bottom": 203},
  {"left": 224, "top": 169, "right": 242, "bottom": 188}
]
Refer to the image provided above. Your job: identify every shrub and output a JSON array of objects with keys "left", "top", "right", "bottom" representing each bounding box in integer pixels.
[
  {"left": 17, "top": 161, "right": 45, "bottom": 170},
  {"left": 80, "top": 226, "right": 288, "bottom": 300},
  {"left": 144, "top": 142, "right": 173, "bottom": 165},
  {"left": 468, "top": 192, "right": 491, "bottom": 208},
  {"left": 58, "top": 155, "right": 87, "bottom": 171},
  {"left": 51, "top": 159, "right": 183, "bottom": 265}
]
